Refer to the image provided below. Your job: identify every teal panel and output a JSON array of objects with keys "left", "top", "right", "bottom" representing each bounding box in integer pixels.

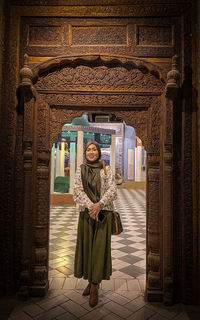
[{"left": 54, "top": 176, "right": 70, "bottom": 193}]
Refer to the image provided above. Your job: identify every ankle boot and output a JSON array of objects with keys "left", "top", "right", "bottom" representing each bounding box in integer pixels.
[
  {"left": 89, "top": 283, "right": 98, "bottom": 307},
  {"left": 82, "top": 282, "right": 91, "bottom": 296}
]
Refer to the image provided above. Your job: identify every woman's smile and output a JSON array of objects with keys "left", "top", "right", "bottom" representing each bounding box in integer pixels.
[{"left": 86, "top": 144, "right": 99, "bottom": 162}]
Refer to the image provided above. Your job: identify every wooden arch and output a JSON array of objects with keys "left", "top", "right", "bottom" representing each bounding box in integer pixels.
[{"left": 17, "top": 53, "right": 179, "bottom": 305}]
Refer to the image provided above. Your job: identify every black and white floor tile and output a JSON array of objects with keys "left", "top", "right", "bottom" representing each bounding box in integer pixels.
[
  {"left": 8, "top": 189, "right": 199, "bottom": 319},
  {"left": 49, "top": 189, "right": 146, "bottom": 281}
]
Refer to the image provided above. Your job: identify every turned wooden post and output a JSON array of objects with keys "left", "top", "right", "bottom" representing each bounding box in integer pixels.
[
  {"left": 17, "top": 54, "right": 36, "bottom": 300},
  {"left": 162, "top": 55, "right": 180, "bottom": 305}
]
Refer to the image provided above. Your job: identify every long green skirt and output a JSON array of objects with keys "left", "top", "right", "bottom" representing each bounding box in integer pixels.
[{"left": 74, "top": 210, "right": 112, "bottom": 284}]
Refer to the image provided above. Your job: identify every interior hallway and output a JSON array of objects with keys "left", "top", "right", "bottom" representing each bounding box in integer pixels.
[{"left": 7, "top": 189, "right": 200, "bottom": 320}]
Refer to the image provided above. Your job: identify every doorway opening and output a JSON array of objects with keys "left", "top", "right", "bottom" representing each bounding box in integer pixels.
[{"left": 49, "top": 113, "right": 147, "bottom": 294}]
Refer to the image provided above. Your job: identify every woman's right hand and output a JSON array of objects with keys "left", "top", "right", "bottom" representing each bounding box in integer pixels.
[{"left": 89, "top": 203, "right": 101, "bottom": 221}]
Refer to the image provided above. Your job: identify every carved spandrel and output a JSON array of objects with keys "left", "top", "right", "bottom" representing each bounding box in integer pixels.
[{"left": 35, "top": 65, "right": 164, "bottom": 92}]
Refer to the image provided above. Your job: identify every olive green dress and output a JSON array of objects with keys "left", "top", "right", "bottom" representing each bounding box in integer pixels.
[{"left": 74, "top": 210, "right": 112, "bottom": 283}]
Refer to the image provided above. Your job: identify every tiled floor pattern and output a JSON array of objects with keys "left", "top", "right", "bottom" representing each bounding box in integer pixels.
[{"left": 7, "top": 189, "right": 200, "bottom": 319}]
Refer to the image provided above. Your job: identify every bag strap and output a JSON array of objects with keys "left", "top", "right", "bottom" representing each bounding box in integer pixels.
[{"left": 102, "top": 160, "right": 106, "bottom": 175}]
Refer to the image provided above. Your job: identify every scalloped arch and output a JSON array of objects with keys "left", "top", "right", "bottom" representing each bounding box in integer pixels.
[{"left": 32, "top": 54, "right": 167, "bottom": 84}]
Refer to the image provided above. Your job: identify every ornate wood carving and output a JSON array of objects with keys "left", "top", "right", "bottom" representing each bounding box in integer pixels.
[
  {"left": 147, "top": 165, "right": 161, "bottom": 295},
  {"left": 29, "top": 25, "right": 62, "bottom": 46},
  {"left": 17, "top": 57, "right": 36, "bottom": 299},
  {"left": 0, "top": 0, "right": 194, "bottom": 306},
  {"left": 72, "top": 25, "right": 127, "bottom": 45},
  {"left": 180, "top": 11, "right": 194, "bottom": 304},
  {"left": 11, "top": 2, "right": 191, "bottom": 17},
  {"left": 10, "top": 0, "right": 192, "bottom": 5},
  {"left": 14, "top": 51, "right": 168, "bottom": 300},
  {"left": 49, "top": 106, "right": 149, "bottom": 150},
  {"left": 35, "top": 65, "right": 164, "bottom": 92},
  {"left": 14, "top": 115, "right": 24, "bottom": 289},
  {"left": 29, "top": 95, "right": 50, "bottom": 296},
  {"left": 162, "top": 56, "right": 180, "bottom": 305},
  {"left": 137, "top": 26, "right": 172, "bottom": 46},
  {"left": 41, "top": 93, "right": 154, "bottom": 108},
  {"left": 21, "top": 15, "right": 180, "bottom": 59},
  {"left": 32, "top": 55, "right": 166, "bottom": 84}
]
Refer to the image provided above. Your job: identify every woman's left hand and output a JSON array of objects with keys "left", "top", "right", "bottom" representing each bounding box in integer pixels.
[{"left": 89, "top": 203, "right": 101, "bottom": 221}]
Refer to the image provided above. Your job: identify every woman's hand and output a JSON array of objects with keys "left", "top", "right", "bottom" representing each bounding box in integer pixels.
[{"left": 89, "top": 203, "right": 101, "bottom": 221}]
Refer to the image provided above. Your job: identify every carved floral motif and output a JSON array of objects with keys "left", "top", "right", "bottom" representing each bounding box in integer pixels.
[
  {"left": 41, "top": 93, "right": 153, "bottom": 107},
  {"left": 35, "top": 65, "right": 164, "bottom": 92}
]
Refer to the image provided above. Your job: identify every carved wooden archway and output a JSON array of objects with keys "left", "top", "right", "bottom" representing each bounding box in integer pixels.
[{"left": 17, "top": 54, "right": 179, "bottom": 305}]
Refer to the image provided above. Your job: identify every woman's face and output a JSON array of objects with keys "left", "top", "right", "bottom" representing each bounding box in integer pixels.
[{"left": 85, "top": 144, "right": 99, "bottom": 162}]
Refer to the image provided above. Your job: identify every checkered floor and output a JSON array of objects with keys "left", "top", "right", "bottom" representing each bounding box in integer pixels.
[
  {"left": 49, "top": 188, "right": 146, "bottom": 281},
  {"left": 8, "top": 189, "right": 200, "bottom": 319}
]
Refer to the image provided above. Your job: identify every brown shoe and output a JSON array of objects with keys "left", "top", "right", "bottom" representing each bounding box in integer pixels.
[
  {"left": 82, "top": 282, "right": 91, "bottom": 296},
  {"left": 89, "top": 283, "right": 98, "bottom": 307}
]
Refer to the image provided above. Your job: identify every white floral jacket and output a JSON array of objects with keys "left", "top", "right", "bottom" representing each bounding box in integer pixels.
[{"left": 73, "top": 165, "right": 117, "bottom": 212}]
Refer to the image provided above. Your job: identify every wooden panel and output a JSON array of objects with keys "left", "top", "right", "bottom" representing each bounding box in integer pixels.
[
  {"left": 28, "top": 25, "right": 62, "bottom": 46},
  {"left": 71, "top": 25, "right": 128, "bottom": 45},
  {"left": 21, "top": 17, "right": 180, "bottom": 59},
  {"left": 137, "top": 25, "right": 173, "bottom": 46}
]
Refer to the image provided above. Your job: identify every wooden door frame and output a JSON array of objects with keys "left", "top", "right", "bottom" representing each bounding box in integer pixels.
[{"left": 16, "top": 54, "right": 179, "bottom": 304}]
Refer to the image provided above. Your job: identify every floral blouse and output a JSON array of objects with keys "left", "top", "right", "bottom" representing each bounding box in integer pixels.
[{"left": 73, "top": 165, "right": 117, "bottom": 212}]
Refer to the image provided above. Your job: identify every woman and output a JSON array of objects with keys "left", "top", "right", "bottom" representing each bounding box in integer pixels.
[{"left": 73, "top": 141, "right": 117, "bottom": 307}]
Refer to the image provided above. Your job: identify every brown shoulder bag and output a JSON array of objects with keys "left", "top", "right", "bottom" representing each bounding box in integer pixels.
[{"left": 102, "top": 161, "right": 123, "bottom": 235}]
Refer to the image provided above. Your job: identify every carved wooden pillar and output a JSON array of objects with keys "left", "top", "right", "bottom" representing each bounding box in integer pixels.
[
  {"left": 162, "top": 55, "right": 180, "bottom": 305},
  {"left": 146, "top": 155, "right": 162, "bottom": 301},
  {"left": 29, "top": 95, "right": 50, "bottom": 296},
  {"left": 146, "top": 93, "right": 162, "bottom": 301},
  {"left": 30, "top": 151, "right": 50, "bottom": 296},
  {"left": 17, "top": 55, "right": 36, "bottom": 299}
]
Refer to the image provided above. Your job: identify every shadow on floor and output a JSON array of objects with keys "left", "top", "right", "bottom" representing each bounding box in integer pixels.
[{"left": 0, "top": 297, "right": 17, "bottom": 320}]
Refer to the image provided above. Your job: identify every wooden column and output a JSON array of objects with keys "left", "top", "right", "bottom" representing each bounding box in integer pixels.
[
  {"left": 30, "top": 151, "right": 50, "bottom": 296},
  {"left": 30, "top": 94, "right": 50, "bottom": 296},
  {"left": 146, "top": 157, "right": 162, "bottom": 301},
  {"left": 17, "top": 55, "right": 36, "bottom": 299},
  {"left": 163, "top": 55, "right": 180, "bottom": 305}
]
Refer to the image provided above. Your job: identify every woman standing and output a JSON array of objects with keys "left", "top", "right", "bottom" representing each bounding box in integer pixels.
[{"left": 73, "top": 141, "right": 117, "bottom": 307}]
